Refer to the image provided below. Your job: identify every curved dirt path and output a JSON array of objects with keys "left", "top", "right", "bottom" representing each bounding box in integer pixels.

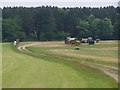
[
  {"left": 18, "top": 43, "right": 38, "bottom": 52},
  {"left": 17, "top": 42, "right": 119, "bottom": 83}
]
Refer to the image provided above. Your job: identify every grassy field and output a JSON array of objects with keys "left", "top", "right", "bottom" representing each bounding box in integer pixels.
[
  {"left": 0, "top": 43, "right": 2, "bottom": 89},
  {"left": 2, "top": 41, "right": 118, "bottom": 88}
]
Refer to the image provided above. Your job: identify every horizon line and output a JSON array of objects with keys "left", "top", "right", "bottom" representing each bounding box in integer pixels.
[{"left": 0, "top": 1, "right": 119, "bottom": 8}]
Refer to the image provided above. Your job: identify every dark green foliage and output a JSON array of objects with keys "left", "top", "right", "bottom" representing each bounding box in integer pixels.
[
  {"left": 2, "top": 17, "right": 26, "bottom": 42},
  {"left": 2, "top": 6, "right": 120, "bottom": 42}
]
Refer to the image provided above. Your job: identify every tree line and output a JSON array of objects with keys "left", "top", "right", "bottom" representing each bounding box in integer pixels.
[{"left": 2, "top": 6, "right": 120, "bottom": 42}]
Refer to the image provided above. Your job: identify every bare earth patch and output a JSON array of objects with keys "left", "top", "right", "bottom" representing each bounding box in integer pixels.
[
  {"left": 32, "top": 42, "right": 67, "bottom": 47},
  {"left": 99, "top": 41, "right": 118, "bottom": 44},
  {"left": 84, "top": 47, "right": 118, "bottom": 50},
  {"left": 49, "top": 49, "right": 118, "bottom": 63}
]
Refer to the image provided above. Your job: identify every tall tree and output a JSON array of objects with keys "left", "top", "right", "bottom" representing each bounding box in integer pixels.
[
  {"left": 35, "top": 7, "right": 56, "bottom": 41},
  {"left": 2, "top": 17, "right": 26, "bottom": 41}
]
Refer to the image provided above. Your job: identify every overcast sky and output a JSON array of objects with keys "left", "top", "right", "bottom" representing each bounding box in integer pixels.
[{"left": 0, "top": 0, "right": 119, "bottom": 8}]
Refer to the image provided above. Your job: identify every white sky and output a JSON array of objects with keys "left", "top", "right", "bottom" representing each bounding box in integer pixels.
[
  {"left": 1, "top": 0, "right": 119, "bottom": 2},
  {"left": 0, "top": 0, "right": 119, "bottom": 8}
]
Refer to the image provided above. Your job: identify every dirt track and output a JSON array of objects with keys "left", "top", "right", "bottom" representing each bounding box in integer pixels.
[{"left": 18, "top": 43, "right": 38, "bottom": 52}]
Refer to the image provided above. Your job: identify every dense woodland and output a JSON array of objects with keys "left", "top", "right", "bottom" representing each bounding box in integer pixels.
[{"left": 2, "top": 6, "right": 120, "bottom": 42}]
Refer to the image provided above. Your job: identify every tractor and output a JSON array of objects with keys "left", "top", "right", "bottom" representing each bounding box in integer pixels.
[{"left": 65, "top": 37, "right": 80, "bottom": 45}]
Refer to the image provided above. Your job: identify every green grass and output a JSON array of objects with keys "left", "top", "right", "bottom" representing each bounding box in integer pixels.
[
  {"left": 0, "top": 43, "right": 2, "bottom": 89},
  {"left": 2, "top": 41, "right": 118, "bottom": 88}
]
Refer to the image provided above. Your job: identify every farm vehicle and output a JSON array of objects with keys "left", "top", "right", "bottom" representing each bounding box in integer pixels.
[
  {"left": 65, "top": 37, "right": 80, "bottom": 45},
  {"left": 65, "top": 37, "right": 96, "bottom": 45}
]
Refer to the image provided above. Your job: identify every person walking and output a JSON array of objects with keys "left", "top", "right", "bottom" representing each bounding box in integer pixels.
[{"left": 13, "top": 40, "right": 17, "bottom": 47}]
